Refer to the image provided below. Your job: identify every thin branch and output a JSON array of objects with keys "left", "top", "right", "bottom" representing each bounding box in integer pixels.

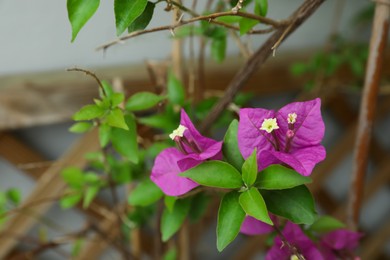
[
  {"left": 347, "top": 0, "right": 390, "bottom": 230},
  {"left": 67, "top": 67, "right": 106, "bottom": 96},
  {"left": 273, "top": 225, "right": 305, "bottom": 260},
  {"left": 96, "top": 11, "right": 286, "bottom": 51},
  {"left": 200, "top": 0, "right": 326, "bottom": 133}
]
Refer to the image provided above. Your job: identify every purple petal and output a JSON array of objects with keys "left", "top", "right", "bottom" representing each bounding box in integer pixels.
[
  {"left": 151, "top": 148, "right": 199, "bottom": 196},
  {"left": 277, "top": 98, "right": 325, "bottom": 148},
  {"left": 321, "top": 229, "right": 363, "bottom": 250},
  {"left": 260, "top": 145, "right": 326, "bottom": 176},
  {"left": 238, "top": 108, "right": 275, "bottom": 160},
  {"left": 180, "top": 109, "right": 219, "bottom": 152},
  {"left": 240, "top": 215, "right": 275, "bottom": 235},
  {"left": 266, "top": 222, "right": 324, "bottom": 260}
]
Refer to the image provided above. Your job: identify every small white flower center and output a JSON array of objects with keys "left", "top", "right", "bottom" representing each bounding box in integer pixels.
[
  {"left": 260, "top": 118, "right": 279, "bottom": 133},
  {"left": 287, "top": 112, "right": 297, "bottom": 124},
  {"left": 290, "top": 255, "right": 299, "bottom": 260},
  {"left": 169, "top": 125, "right": 187, "bottom": 140}
]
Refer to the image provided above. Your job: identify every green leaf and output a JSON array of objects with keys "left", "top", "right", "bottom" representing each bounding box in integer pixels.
[
  {"left": 290, "top": 62, "right": 308, "bottom": 76},
  {"left": 6, "top": 188, "right": 21, "bottom": 205},
  {"left": 180, "top": 161, "right": 243, "bottom": 189},
  {"left": 309, "top": 215, "right": 346, "bottom": 234},
  {"left": 61, "top": 167, "right": 85, "bottom": 188},
  {"left": 188, "top": 193, "right": 210, "bottom": 223},
  {"left": 217, "top": 191, "right": 245, "bottom": 252},
  {"left": 164, "top": 196, "right": 176, "bottom": 212},
  {"left": 109, "top": 93, "right": 125, "bottom": 107},
  {"left": 215, "top": 16, "right": 241, "bottom": 24},
  {"left": 67, "top": 0, "right": 100, "bottom": 42},
  {"left": 111, "top": 160, "right": 132, "bottom": 184},
  {"left": 211, "top": 36, "right": 227, "bottom": 63},
  {"left": 114, "top": 0, "right": 148, "bottom": 36},
  {"left": 128, "top": 1, "right": 155, "bottom": 32},
  {"left": 261, "top": 185, "right": 317, "bottom": 225},
  {"left": 69, "top": 122, "right": 94, "bottom": 133},
  {"left": 128, "top": 179, "right": 163, "bottom": 206},
  {"left": 242, "top": 149, "right": 257, "bottom": 187},
  {"left": 60, "top": 192, "right": 82, "bottom": 209},
  {"left": 111, "top": 114, "right": 139, "bottom": 163},
  {"left": 138, "top": 114, "right": 176, "bottom": 132},
  {"left": 255, "top": 0, "right": 268, "bottom": 17},
  {"left": 223, "top": 120, "right": 245, "bottom": 171},
  {"left": 73, "top": 104, "right": 105, "bottom": 121},
  {"left": 125, "top": 92, "right": 165, "bottom": 111},
  {"left": 83, "top": 186, "right": 99, "bottom": 208},
  {"left": 167, "top": 71, "right": 185, "bottom": 106},
  {"left": 161, "top": 198, "right": 191, "bottom": 241},
  {"left": 239, "top": 18, "right": 258, "bottom": 35},
  {"left": 72, "top": 239, "right": 84, "bottom": 257},
  {"left": 106, "top": 108, "right": 129, "bottom": 130},
  {"left": 101, "top": 81, "right": 114, "bottom": 98},
  {"left": 239, "top": 187, "right": 272, "bottom": 225},
  {"left": 163, "top": 247, "right": 177, "bottom": 260},
  {"left": 255, "top": 165, "right": 312, "bottom": 190},
  {"left": 98, "top": 124, "right": 111, "bottom": 147}
]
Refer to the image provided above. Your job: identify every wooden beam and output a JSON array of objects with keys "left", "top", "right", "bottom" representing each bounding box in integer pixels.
[{"left": 0, "top": 129, "right": 99, "bottom": 258}]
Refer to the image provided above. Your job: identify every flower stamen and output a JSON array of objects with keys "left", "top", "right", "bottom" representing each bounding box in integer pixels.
[
  {"left": 169, "top": 125, "right": 187, "bottom": 140},
  {"left": 260, "top": 118, "right": 279, "bottom": 133},
  {"left": 287, "top": 113, "right": 297, "bottom": 124}
]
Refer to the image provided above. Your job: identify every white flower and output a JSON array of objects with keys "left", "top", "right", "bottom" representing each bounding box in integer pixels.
[
  {"left": 260, "top": 118, "right": 279, "bottom": 133},
  {"left": 169, "top": 125, "right": 187, "bottom": 140}
]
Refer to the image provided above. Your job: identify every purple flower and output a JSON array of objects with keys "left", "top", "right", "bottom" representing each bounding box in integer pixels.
[
  {"left": 266, "top": 222, "right": 324, "bottom": 260},
  {"left": 238, "top": 98, "right": 326, "bottom": 176},
  {"left": 240, "top": 215, "right": 277, "bottom": 236},
  {"left": 319, "top": 229, "right": 363, "bottom": 260},
  {"left": 151, "top": 109, "right": 222, "bottom": 196}
]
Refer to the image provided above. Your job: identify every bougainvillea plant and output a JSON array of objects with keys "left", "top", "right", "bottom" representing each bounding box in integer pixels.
[{"left": 149, "top": 98, "right": 362, "bottom": 258}]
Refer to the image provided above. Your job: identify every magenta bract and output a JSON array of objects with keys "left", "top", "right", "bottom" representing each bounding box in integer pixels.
[
  {"left": 238, "top": 98, "right": 326, "bottom": 176},
  {"left": 320, "top": 229, "right": 363, "bottom": 260},
  {"left": 151, "top": 109, "right": 222, "bottom": 196},
  {"left": 266, "top": 222, "right": 324, "bottom": 260}
]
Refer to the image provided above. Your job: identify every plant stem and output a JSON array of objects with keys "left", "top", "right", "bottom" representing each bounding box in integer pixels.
[
  {"left": 347, "top": 0, "right": 390, "bottom": 230},
  {"left": 273, "top": 224, "right": 305, "bottom": 260}
]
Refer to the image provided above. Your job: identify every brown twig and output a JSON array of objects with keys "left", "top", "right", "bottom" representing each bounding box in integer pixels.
[
  {"left": 96, "top": 11, "right": 286, "bottom": 51},
  {"left": 273, "top": 224, "right": 305, "bottom": 260},
  {"left": 347, "top": 0, "right": 390, "bottom": 230},
  {"left": 200, "top": 0, "right": 326, "bottom": 133},
  {"left": 67, "top": 67, "right": 106, "bottom": 96}
]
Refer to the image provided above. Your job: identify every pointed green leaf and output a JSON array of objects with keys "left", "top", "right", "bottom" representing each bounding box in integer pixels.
[
  {"left": 83, "top": 186, "right": 99, "bottom": 208},
  {"left": 128, "top": 179, "right": 163, "bottom": 206},
  {"left": 239, "top": 187, "right": 272, "bottom": 225},
  {"left": 106, "top": 108, "right": 128, "bottom": 130},
  {"left": 309, "top": 215, "right": 346, "bottom": 234},
  {"left": 110, "top": 93, "right": 125, "bottom": 107},
  {"left": 217, "top": 191, "right": 245, "bottom": 252},
  {"left": 167, "top": 71, "right": 185, "bottom": 106},
  {"left": 256, "top": 165, "right": 312, "bottom": 190},
  {"left": 223, "top": 120, "right": 245, "bottom": 171},
  {"left": 128, "top": 1, "right": 155, "bottom": 32},
  {"left": 138, "top": 113, "right": 176, "bottom": 132},
  {"left": 69, "top": 122, "right": 94, "bottom": 133},
  {"left": 111, "top": 114, "right": 139, "bottom": 163},
  {"left": 239, "top": 18, "right": 258, "bottom": 35},
  {"left": 61, "top": 167, "right": 85, "bottom": 188},
  {"left": 261, "top": 185, "right": 317, "bottom": 225},
  {"left": 161, "top": 198, "right": 191, "bottom": 241},
  {"left": 211, "top": 35, "right": 227, "bottom": 63},
  {"left": 180, "top": 161, "right": 243, "bottom": 189},
  {"left": 255, "top": 0, "right": 268, "bottom": 17},
  {"left": 98, "top": 124, "right": 111, "bottom": 147},
  {"left": 114, "top": 0, "right": 148, "bottom": 36},
  {"left": 60, "top": 192, "right": 82, "bottom": 209},
  {"left": 242, "top": 149, "right": 257, "bottom": 187},
  {"left": 73, "top": 104, "right": 105, "bottom": 121},
  {"left": 125, "top": 92, "right": 165, "bottom": 111},
  {"left": 164, "top": 196, "right": 176, "bottom": 212},
  {"left": 67, "top": 0, "right": 100, "bottom": 42},
  {"left": 188, "top": 193, "right": 210, "bottom": 223},
  {"left": 6, "top": 189, "right": 21, "bottom": 205}
]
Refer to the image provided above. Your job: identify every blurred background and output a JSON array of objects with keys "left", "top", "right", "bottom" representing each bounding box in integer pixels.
[{"left": 0, "top": 0, "right": 389, "bottom": 259}]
